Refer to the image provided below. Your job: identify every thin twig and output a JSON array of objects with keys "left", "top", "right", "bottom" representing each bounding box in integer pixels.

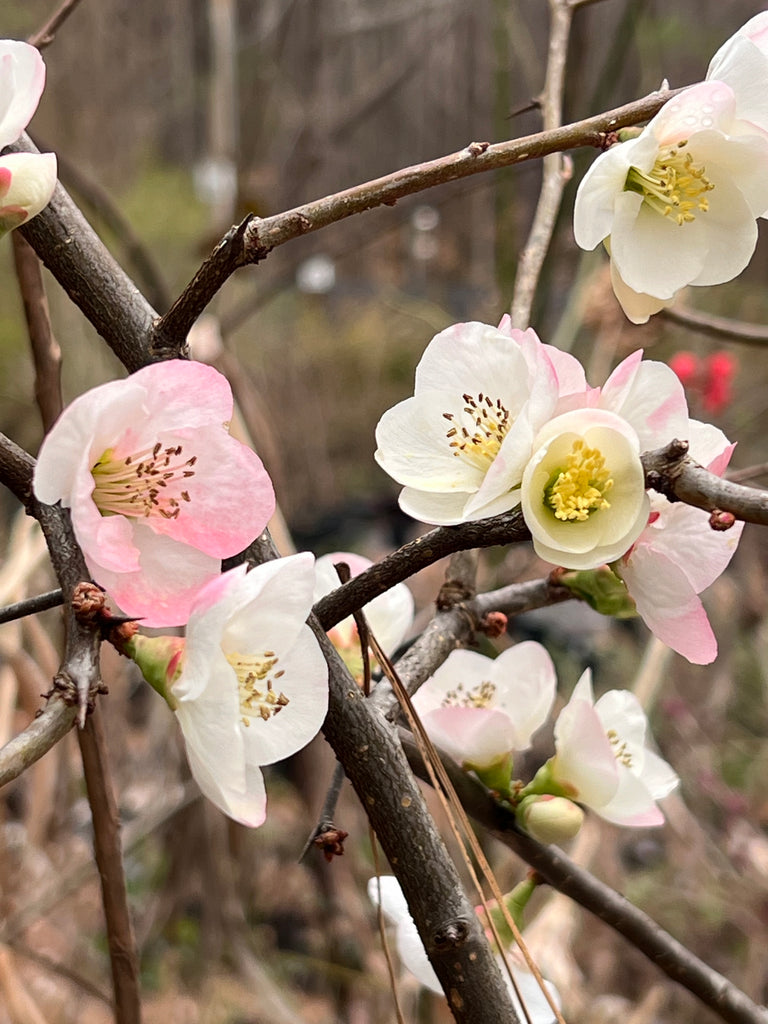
[
  {"left": 403, "top": 739, "right": 768, "bottom": 1024},
  {"left": 154, "top": 86, "right": 679, "bottom": 336},
  {"left": 26, "top": 0, "right": 85, "bottom": 49},
  {"left": 0, "top": 589, "right": 65, "bottom": 625},
  {"left": 510, "top": 0, "right": 575, "bottom": 328},
  {"left": 0, "top": 694, "right": 76, "bottom": 788},
  {"left": 11, "top": 234, "right": 62, "bottom": 432},
  {"left": 78, "top": 706, "right": 142, "bottom": 1024},
  {"left": 660, "top": 306, "right": 768, "bottom": 346}
]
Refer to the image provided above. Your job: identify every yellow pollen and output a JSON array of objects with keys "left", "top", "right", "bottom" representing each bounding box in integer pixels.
[
  {"left": 442, "top": 679, "right": 496, "bottom": 709},
  {"left": 624, "top": 140, "right": 714, "bottom": 226},
  {"left": 91, "top": 442, "right": 196, "bottom": 520},
  {"left": 545, "top": 440, "right": 613, "bottom": 522},
  {"left": 606, "top": 728, "right": 633, "bottom": 768},
  {"left": 226, "top": 650, "right": 289, "bottom": 726},
  {"left": 443, "top": 393, "right": 512, "bottom": 470}
]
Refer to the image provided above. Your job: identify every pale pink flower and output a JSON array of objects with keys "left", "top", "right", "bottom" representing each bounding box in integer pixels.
[
  {"left": 549, "top": 670, "right": 678, "bottom": 827},
  {"left": 0, "top": 151, "right": 57, "bottom": 235},
  {"left": 0, "top": 41, "right": 56, "bottom": 236},
  {"left": 412, "top": 644, "right": 556, "bottom": 772},
  {"left": 374, "top": 321, "right": 559, "bottom": 525},
  {"left": 617, "top": 421, "right": 743, "bottom": 664},
  {"left": 368, "top": 875, "right": 560, "bottom": 1022},
  {"left": 707, "top": 13, "right": 768, "bottom": 140},
  {"left": 131, "top": 555, "right": 328, "bottom": 827},
  {"left": 313, "top": 552, "right": 414, "bottom": 679},
  {"left": 574, "top": 81, "right": 768, "bottom": 322},
  {"left": 521, "top": 408, "right": 649, "bottom": 571},
  {"left": 33, "top": 361, "right": 275, "bottom": 626}
]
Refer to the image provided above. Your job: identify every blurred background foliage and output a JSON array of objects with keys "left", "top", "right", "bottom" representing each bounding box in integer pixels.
[{"left": 1, "top": 1, "right": 768, "bottom": 1022}]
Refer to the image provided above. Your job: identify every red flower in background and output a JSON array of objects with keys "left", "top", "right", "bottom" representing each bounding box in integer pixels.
[{"left": 668, "top": 350, "right": 737, "bottom": 415}]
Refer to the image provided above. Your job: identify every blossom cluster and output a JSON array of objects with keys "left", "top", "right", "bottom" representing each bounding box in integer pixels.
[
  {"left": 375, "top": 317, "right": 742, "bottom": 665},
  {"left": 33, "top": 360, "right": 334, "bottom": 827},
  {"left": 0, "top": 40, "right": 56, "bottom": 236},
  {"left": 574, "top": 13, "right": 768, "bottom": 322},
  {"left": 413, "top": 642, "right": 678, "bottom": 835}
]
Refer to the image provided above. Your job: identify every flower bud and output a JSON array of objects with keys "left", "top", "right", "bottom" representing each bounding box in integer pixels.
[
  {"left": 0, "top": 152, "right": 57, "bottom": 236},
  {"left": 517, "top": 794, "right": 584, "bottom": 845}
]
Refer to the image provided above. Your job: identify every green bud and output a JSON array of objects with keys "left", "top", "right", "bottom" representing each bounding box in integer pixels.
[{"left": 517, "top": 795, "right": 584, "bottom": 845}]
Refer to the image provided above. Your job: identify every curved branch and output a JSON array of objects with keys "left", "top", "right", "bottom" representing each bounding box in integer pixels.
[
  {"left": 6, "top": 134, "right": 161, "bottom": 373},
  {"left": 660, "top": 306, "right": 768, "bottom": 346},
  {"left": 0, "top": 695, "right": 76, "bottom": 788},
  {"left": 643, "top": 442, "right": 768, "bottom": 525},
  {"left": 403, "top": 739, "right": 768, "bottom": 1024},
  {"left": 156, "top": 86, "right": 680, "bottom": 340},
  {"left": 312, "top": 508, "right": 529, "bottom": 630}
]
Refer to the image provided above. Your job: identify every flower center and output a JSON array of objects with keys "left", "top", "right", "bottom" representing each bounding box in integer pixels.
[
  {"left": 624, "top": 141, "right": 714, "bottom": 226},
  {"left": 226, "top": 649, "right": 289, "bottom": 726},
  {"left": 606, "top": 728, "right": 633, "bottom": 768},
  {"left": 545, "top": 440, "right": 613, "bottom": 522},
  {"left": 443, "top": 393, "right": 512, "bottom": 470},
  {"left": 91, "top": 442, "right": 197, "bottom": 520},
  {"left": 442, "top": 679, "right": 496, "bottom": 709}
]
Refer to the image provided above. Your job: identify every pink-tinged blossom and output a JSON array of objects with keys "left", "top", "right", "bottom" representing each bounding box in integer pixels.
[
  {"left": 574, "top": 81, "right": 768, "bottom": 323},
  {"left": 548, "top": 670, "right": 678, "bottom": 827},
  {"left": 368, "top": 875, "right": 560, "bottom": 1023},
  {"left": 313, "top": 552, "right": 414, "bottom": 680},
  {"left": 0, "top": 41, "right": 56, "bottom": 236},
  {"left": 521, "top": 408, "right": 649, "bottom": 571},
  {"left": 707, "top": 13, "right": 768, "bottom": 139},
  {"left": 0, "top": 151, "right": 57, "bottom": 235},
  {"left": 617, "top": 421, "right": 743, "bottom": 664},
  {"left": 412, "top": 644, "right": 557, "bottom": 772},
  {"left": 374, "top": 321, "right": 559, "bottom": 525},
  {"left": 131, "top": 555, "right": 328, "bottom": 827},
  {"left": 33, "top": 361, "right": 275, "bottom": 626},
  {"left": 0, "top": 41, "right": 45, "bottom": 147}
]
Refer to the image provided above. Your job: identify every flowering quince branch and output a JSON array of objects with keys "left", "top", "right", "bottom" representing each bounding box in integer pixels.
[
  {"left": 400, "top": 737, "right": 768, "bottom": 1024},
  {"left": 659, "top": 305, "right": 768, "bottom": 345}
]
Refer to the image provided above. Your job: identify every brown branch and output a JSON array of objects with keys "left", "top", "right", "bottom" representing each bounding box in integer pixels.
[
  {"left": 312, "top": 508, "right": 529, "bottom": 630},
  {"left": 509, "top": 0, "right": 575, "bottom": 328},
  {"left": 78, "top": 706, "right": 142, "bottom": 1024},
  {"left": 12, "top": 233, "right": 62, "bottom": 432},
  {"left": 244, "top": 529, "right": 527, "bottom": 1023},
  {"left": 6, "top": 134, "right": 161, "bottom": 374},
  {"left": 0, "top": 590, "right": 65, "bottom": 625},
  {"left": 158, "top": 86, "right": 680, "bottom": 334},
  {"left": 0, "top": 695, "right": 76, "bottom": 788},
  {"left": 403, "top": 740, "right": 768, "bottom": 1024},
  {"left": 643, "top": 441, "right": 768, "bottom": 525},
  {"left": 26, "top": 0, "right": 85, "bottom": 49},
  {"left": 153, "top": 216, "right": 254, "bottom": 357},
  {"left": 660, "top": 306, "right": 768, "bottom": 346}
]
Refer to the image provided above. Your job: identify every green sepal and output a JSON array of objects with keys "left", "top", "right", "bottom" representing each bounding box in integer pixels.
[
  {"left": 123, "top": 634, "right": 185, "bottom": 709},
  {"left": 559, "top": 565, "right": 637, "bottom": 619},
  {"left": 482, "top": 877, "right": 539, "bottom": 948},
  {"left": 469, "top": 752, "right": 515, "bottom": 799}
]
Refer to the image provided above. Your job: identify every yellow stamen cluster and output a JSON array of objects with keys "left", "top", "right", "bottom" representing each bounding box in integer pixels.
[
  {"left": 607, "top": 727, "right": 633, "bottom": 768},
  {"left": 442, "top": 679, "right": 496, "bottom": 709},
  {"left": 546, "top": 440, "right": 613, "bottom": 522},
  {"left": 226, "top": 650, "right": 289, "bottom": 726},
  {"left": 625, "top": 140, "right": 714, "bottom": 226},
  {"left": 443, "top": 393, "right": 511, "bottom": 470},
  {"left": 91, "top": 442, "right": 196, "bottom": 520}
]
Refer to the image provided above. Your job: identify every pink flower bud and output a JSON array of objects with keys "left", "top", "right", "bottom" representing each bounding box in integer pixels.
[{"left": 517, "top": 794, "right": 584, "bottom": 845}]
